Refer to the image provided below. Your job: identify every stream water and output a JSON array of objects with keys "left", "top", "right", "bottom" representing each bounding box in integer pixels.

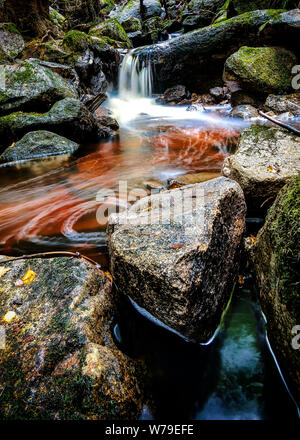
[{"left": 0, "top": 48, "right": 299, "bottom": 419}]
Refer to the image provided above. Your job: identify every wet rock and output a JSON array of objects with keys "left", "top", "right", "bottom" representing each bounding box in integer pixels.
[
  {"left": 222, "top": 125, "right": 300, "bottom": 204},
  {"left": 230, "top": 105, "right": 259, "bottom": 120},
  {"left": 29, "top": 59, "right": 80, "bottom": 92},
  {"left": 264, "top": 93, "right": 300, "bottom": 117},
  {"left": 209, "top": 86, "right": 229, "bottom": 102},
  {"left": 49, "top": 7, "right": 66, "bottom": 31},
  {"left": 167, "top": 171, "right": 221, "bottom": 188},
  {"left": 110, "top": 0, "right": 162, "bottom": 24},
  {"left": 0, "top": 59, "right": 77, "bottom": 116},
  {"left": 232, "top": 0, "right": 270, "bottom": 14},
  {"left": 161, "top": 85, "right": 191, "bottom": 104},
  {"left": 0, "top": 97, "right": 111, "bottom": 148},
  {"left": 0, "top": 22, "right": 24, "bottom": 62},
  {"left": 251, "top": 176, "right": 300, "bottom": 406},
  {"left": 0, "top": 256, "right": 142, "bottom": 419},
  {"left": 89, "top": 18, "right": 132, "bottom": 49},
  {"left": 107, "top": 177, "right": 246, "bottom": 343},
  {"left": 122, "top": 16, "right": 142, "bottom": 33},
  {"left": 0, "top": 131, "right": 79, "bottom": 163},
  {"left": 223, "top": 46, "right": 297, "bottom": 95},
  {"left": 139, "top": 9, "right": 300, "bottom": 93}
]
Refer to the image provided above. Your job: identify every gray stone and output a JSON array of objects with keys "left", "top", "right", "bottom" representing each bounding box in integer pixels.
[
  {"left": 110, "top": 0, "right": 162, "bottom": 23},
  {"left": 230, "top": 105, "right": 259, "bottom": 120},
  {"left": 107, "top": 177, "right": 246, "bottom": 343},
  {"left": 0, "top": 23, "right": 24, "bottom": 61},
  {"left": 222, "top": 125, "right": 300, "bottom": 202},
  {"left": 265, "top": 93, "right": 300, "bottom": 116},
  {"left": 0, "top": 131, "right": 79, "bottom": 163}
]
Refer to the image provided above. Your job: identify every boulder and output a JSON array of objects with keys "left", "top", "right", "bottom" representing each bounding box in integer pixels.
[
  {"left": 223, "top": 46, "right": 297, "bottom": 95},
  {"left": 137, "top": 9, "right": 300, "bottom": 93},
  {"left": 0, "top": 256, "right": 142, "bottom": 419},
  {"left": 222, "top": 125, "right": 300, "bottom": 203},
  {"left": 89, "top": 19, "right": 132, "bottom": 49},
  {"left": 107, "top": 177, "right": 246, "bottom": 343},
  {"left": 110, "top": 0, "right": 162, "bottom": 23},
  {"left": 0, "top": 131, "right": 79, "bottom": 163},
  {"left": 251, "top": 176, "right": 300, "bottom": 406},
  {"left": 0, "top": 97, "right": 111, "bottom": 148},
  {"left": 0, "top": 59, "right": 77, "bottom": 116},
  {"left": 122, "top": 16, "right": 142, "bottom": 33},
  {"left": 232, "top": 0, "right": 270, "bottom": 14},
  {"left": 49, "top": 7, "right": 66, "bottom": 31},
  {"left": 161, "top": 85, "right": 191, "bottom": 104},
  {"left": 230, "top": 105, "right": 259, "bottom": 120},
  {"left": 265, "top": 93, "right": 300, "bottom": 116},
  {"left": 0, "top": 23, "right": 24, "bottom": 62}
]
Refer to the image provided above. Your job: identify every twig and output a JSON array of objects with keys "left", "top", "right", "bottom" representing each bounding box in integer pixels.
[
  {"left": 258, "top": 110, "right": 300, "bottom": 137},
  {"left": 0, "top": 251, "right": 101, "bottom": 268}
]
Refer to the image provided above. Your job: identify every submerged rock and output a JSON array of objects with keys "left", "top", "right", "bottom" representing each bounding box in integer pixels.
[
  {"left": 265, "top": 93, "right": 300, "bottom": 116},
  {"left": 222, "top": 125, "right": 300, "bottom": 204},
  {"left": 230, "top": 105, "right": 259, "bottom": 120},
  {"left": 0, "top": 59, "right": 77, "bottom": 116},
  {"left": 223, "top": 46, "right": 297, "bottom": 95},
  {"left": 0, "top": 97, "right": 111, "bottom": 148},
  {"left": 107, "top": 177, "right": 246, "bottom": 343},
  {"left": 251, "top": 176, "right": 300, "bottom": 406},
  {"left": 0, "top": 256, "right": 142, "bottom": 419},
  {"left": 0, "top": 22, "right": 24, "bottom": 62},
  {"left": 0, "top": 131, "right": 79, "bottom": 163}
]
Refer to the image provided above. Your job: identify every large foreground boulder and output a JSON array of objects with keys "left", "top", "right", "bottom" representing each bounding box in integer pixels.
[
  {"left": 223, "top": 46, "right": 297, "bottom": 95},
  {"left": 107, "top": 177, "right": 246, "bottom": 343},
  {"left": 0, "top": 59, "right": 77, "bottom": 116},
  {"left": 0, "top": 130, "right": 79, "bottom": 163},
  {"left": 137, "top": 9, "right": 300, "bottom": 92},
  {"left": 0, "top": 97, "right": 111, "bottom": 148},
  {"left": 0, "top": 256, "right": 142, "bottom": 419},
  {"left": 251, "top": 176, "right": 300, "bottom": 406},
  {"left": 222, "top": 125, "right": 300, "bottom": 204}
]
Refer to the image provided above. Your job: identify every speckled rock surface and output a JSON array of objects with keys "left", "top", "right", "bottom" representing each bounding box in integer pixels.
[
  {"left": 107, "top": 177, "right": 246, "bottom": 343},
  {"left": 265, "top": 93, "right": 300, "bottom": 116},
  {"left": 0, "top": 59, "right": 77, "bottom": 116},
  {"left": 251, "top": 176, "right": 300, "bottom": 406},
  {"left": 0, "top": 130, "right": 79, "bottom": 163},
  {"left": 0, "top": 256, "right": 142, "bottom": 419},
  {"left": 0, "top": 23, "right": 24, "bottom": 62},
  {"left": 222, "top": 125, "right": 300, "bottom": 203}
]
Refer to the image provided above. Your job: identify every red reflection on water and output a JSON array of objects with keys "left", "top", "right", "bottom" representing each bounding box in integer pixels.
[{"left": 0, "top": 127, "right": 239, "bottom": 259}]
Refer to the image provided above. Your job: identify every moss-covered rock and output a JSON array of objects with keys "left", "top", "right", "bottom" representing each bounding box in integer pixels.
[
  {"left": 49, "top": 7, "right": 66, "bottom": 31},
  {"left": 122, "top": 16, "right": 142, "bottom": 33},
  {"left": 0, "top": 59, "right": 77, "bottom": 116},
  {"left": 251, "top": 176, "right": 300, "bottom": 406},
  {"left": 222, "top": 125, "right": 300, "bottom": 204},
  {"left": 0, "top": 256, "right": 142, "bottom": 419},
  {"left": 223, "top": 46, "right": 297, "bottom": 94},
  {"left": 0, "top": 22, "right": 24, "bottom": 62},
  {"left": 89, "top": 18, "right": 132, "bottom": 49},
  {"left": 0, "top": 97, "right": 110, "bottom": 148},
  {"left": 63, "top": 30, "right": 90, "bottom": 53},
  {"left": 232, "top": 0, "right": 270, "bottom": 14},
  {"left": 0, "top": 130, "right": 79, "bottom": 163}
]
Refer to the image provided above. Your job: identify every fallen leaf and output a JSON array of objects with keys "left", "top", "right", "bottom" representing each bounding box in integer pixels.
[
  {"left": 22, "top": 270, "right": 36, "bottom": 285},
  {"left": 267, "top": 165, "right": 280, "bottom": 174},
  {"left": 170, "top": 243, "right": 185, "bottom": 249},
  {"left": 238, "top": 275, "right": 245, "bottom": 285},
  {"left": 3, "top": 311, "right": 16, "bottom": 323},
  {"left": 0, "top": 267, "right": 11, "bottom": 278},
  {"left": 249, "top": 235, "right": 256, "bottom": 246},
  {"left": 9, "top": 142, "right": 15, "bottom": 148}
]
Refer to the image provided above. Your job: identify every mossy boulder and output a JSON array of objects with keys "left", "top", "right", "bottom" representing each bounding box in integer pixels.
[
  {"left": 89, "top": 18, "right": 132, "bottom": 49},
  {"left": 223, "top": 46, "right": 297, "bottom": 94},
  {"left": 49, "top": 7, "right": 66, "bottom": 31},
  {"left": 63, "top": 30, "right": 90, "bottom": 53},
  {"left": 0, "top": 59, "right": 77, "bottom": 116},
  {"left": 251, "top": 176, "right": 300, "bottom": 406},
  {"left": 231, "top": 0, "right": 270, "bottom": 14},
  {"left": 222, "top": 125, "right": 300, "bottom": 204},
  {"left": 0, "top": 22, "right": 24, "bottom": 62},
  {"left": 122, "top": 16, "right": 142, "bottom": 33},
  {"left": 0, "top": 97, "right": 110, "bottom": 148},
  {"left": 110, "top": 0, "right": 162, "bottom": 23},
  {"left": 0, "top": 256, "right": 142, "bottom": 419},
  {"left": 0, "top": 130, "right": 79, "bottom": 163}
]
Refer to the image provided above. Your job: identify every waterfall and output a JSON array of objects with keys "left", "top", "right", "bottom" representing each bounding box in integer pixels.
[{"left": 118, "top": 48, "right": 153, "bottom": 100}]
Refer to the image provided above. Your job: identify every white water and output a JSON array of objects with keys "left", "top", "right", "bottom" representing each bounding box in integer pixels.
[{"left": 109, "top": 48, "right": 248, "bottom": 130}]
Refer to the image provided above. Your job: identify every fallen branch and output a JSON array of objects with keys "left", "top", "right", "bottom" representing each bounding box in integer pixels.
[
  {"left": 0, "top": 251, "right": 102, "bottom": 268},
  {"left": 258, "top": 110, "right": 300, "bottom": 137}
]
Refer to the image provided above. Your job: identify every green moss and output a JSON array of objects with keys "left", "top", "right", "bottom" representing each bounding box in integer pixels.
[
  {"left": 0, "top": 22, "right": 21, "bottom": 35},
  {"left": 267, "top": 176, "right": 300, "bottom": 319},
  {"left": 89, "top": 18, "right": 131, "bottom": 48},
  {"left": 63, "top": 30, "right": 89, "bottom": 53}
]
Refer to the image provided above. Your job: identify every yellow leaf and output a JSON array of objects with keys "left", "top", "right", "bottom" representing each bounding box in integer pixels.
[
  {"left": 9, "top": 142, "right": 15, "bottom": 148},
  {"left": 22, "top": 269, "right": 36, "bottom": 285},
  {"left": 250, "top": 235, "right": 256, "bottom": 245},
  {"left": 3, "top": 311, "right": 16, "bottom": 323},
  {"left": 24, "top": 83, "right": 28, "bottom": 87},
  {"left": 0, "top": 267, "right": 11, "bottom": 278},
  {"left": 238, "top": 275, "right": 245, "bottom": 285}
]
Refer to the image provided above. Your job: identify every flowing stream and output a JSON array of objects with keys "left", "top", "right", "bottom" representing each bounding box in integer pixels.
[{"left": 0, "top": 48, "right": 299, "bottom": 419}]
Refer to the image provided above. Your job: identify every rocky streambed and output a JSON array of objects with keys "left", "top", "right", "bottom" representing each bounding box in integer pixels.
[{"left": 0, "top": 0, "right": 300, "bottom": 421}]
